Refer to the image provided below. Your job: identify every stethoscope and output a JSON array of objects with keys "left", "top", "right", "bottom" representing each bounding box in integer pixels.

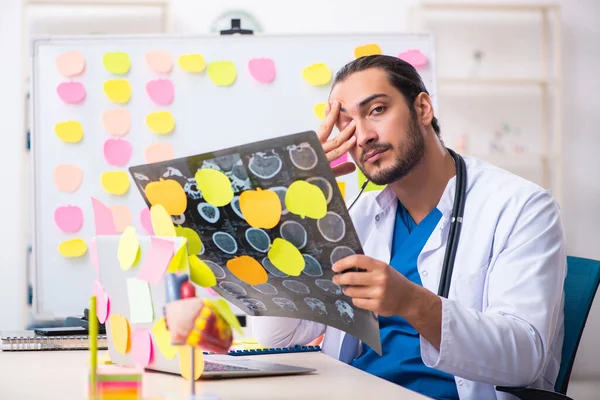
[{"left": 346, "top": 148, "right": 467, "bottom": 299}]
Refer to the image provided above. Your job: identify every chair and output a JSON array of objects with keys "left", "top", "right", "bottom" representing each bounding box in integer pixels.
[{"left": 496, "top": 256, "right": 600, "bottom": 399}]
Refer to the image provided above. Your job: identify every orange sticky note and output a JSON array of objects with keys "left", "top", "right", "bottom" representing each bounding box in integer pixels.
[
  {"left": 109, "top": 314, "right": 131, "bottom": 354},
  {"left": 54, "top": 164, "right": 83, "bottom": 192},
  {"left": 179, "top": 346, "right": 204, "bottom": 380},
  {"left": 144, "top": 142, "right": 174, "bottom": 163},
  {"left": 56, "top": 50, "right": 85, "bottom": 77},
  {"left": 110, "top": 204, "right": 132, "bottom": 233},
  {"left": 145, "top": 178, "right": 187, "bottom": 215},
  {"left": 145, "top": 50, "right": 173, "bottom": 74},
  {"left": 102, "top": 109, "right": 131, "bottom": 137},
  {"left": 239, "top": 188, "right": 281, "bottom": 229},
  {"left": 226, "top": 255, "right": 267, "bottom": 285}
]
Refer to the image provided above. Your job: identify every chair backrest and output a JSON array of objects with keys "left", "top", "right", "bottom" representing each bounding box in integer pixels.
[{"left": 555, "top": 255, "right": 600, "bottom": 394}]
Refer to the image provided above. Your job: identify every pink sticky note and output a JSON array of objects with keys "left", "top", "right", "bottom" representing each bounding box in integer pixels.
[
  {"left": 146, "top": 79, "right": 174, "bottom": 105},
  {"left": 56, "top": 51, "right": 85, "bottom": 77},
  {"left": 137, "top": 237, "right": 174, "bottom": 284},
  {"left": 110, "top": 205, "right": 131, "bottom": 233},
  {"left": 54, "top": 205, "right": 83, "bottom": 233},
  {"left": 131, "top": 328, "right": 153, "bottom": 367},
  {"left": 248, "top": 58, "right": 276, "bottom": 83},
  {"left": 57, "top": 82, "right": 86, "bottom": 104},
  {"left": 144, "top": 142, "right": 174, "bottom": 163},
  {"left": 91, "top": 197, "right": 117, "bottom": 235},
  {"left": 104, "top": 138, "right": 132, "bottom": 167},
  {"left": 330, "top": 153, "right": 349, "bottom": 168},
  {"left": 93, "top": 280, "right": 110, "bottom": 324},
  {"left": 140, "top": 208, "right": 154, "bottom": 235},
  {"left": 145, "top": 50, "right": 173, "bottom": 74},
  {"left": 89, "top": 237, "right": 99, "bottom": 276},
  {"left": 102, "top": 109, "right": 130, "bottom": 137},
  {"left": 397, "top": 49, "right": 428, "bottom": 68}
]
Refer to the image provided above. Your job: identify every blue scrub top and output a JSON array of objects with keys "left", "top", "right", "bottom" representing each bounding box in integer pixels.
[{"left": 350, "top": 201, "right": 459, "bottom": 400}]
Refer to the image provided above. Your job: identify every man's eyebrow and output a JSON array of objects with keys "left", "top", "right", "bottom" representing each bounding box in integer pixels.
[{"left": 339, "top": 93, "right": 389, "bottom": 113}]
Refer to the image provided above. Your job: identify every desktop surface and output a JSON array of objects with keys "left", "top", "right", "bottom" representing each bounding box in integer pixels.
[{"left": 0, "top": 350, "right": 431, "bottom": 399}]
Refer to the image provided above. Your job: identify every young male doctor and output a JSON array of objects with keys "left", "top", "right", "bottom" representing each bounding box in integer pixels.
[{"left": 251, "top": 55, "right": 567, "bottom": 400}]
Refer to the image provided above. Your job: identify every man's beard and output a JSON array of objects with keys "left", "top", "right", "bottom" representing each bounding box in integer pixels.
[{"left": 359, "top": 114, "right": 425, "bottom": 186}]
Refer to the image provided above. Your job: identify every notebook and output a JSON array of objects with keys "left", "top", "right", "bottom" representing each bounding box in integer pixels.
[{"left": 0, "top": 330, "right": 108, "bottom": 351}]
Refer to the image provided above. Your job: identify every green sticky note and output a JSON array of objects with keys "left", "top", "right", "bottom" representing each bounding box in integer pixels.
[
  {"left": 212, "top": 298, "right": 244, "bottom": 335},
  {"left": 357, "top": 169, "right": 386, "bottom": 192},
  {"left": 126, "top": 278, "right": 154, "bottom": 324}
]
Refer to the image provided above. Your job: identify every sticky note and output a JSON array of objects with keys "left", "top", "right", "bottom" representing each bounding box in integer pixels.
[
  {"left": 145, "top": 50, "right": 173, "bottom": 74},
  {"left": 248, "top": 57, "right": 276, "bottom": 83},
  {"left": 337, "top": 181, "right": 346, "bottom": 201},
  {"left": 56, "top": 50, "right": 85, "bottom": 77},
  {"left": 207, "top": 61, "right": 236, "bottom": 86},
  {"left": 109, "top": 313, "right": 131, "bottom": 354},
  {"left": 314, "top": 103, "right": 326, "bottom": 120},
  {"left": 93, "top": 280, "right": 110, "bottom": 324},
  {"left": 146, "top": 111, "right": 175, "bottom": 134},
  {"left": 211, "top": 299, "right": 243, "bottom": 335},
  {"left": 302, "top": 63, "right": 332, "bottom": 86},
  {"left": 285, "top": 180, "right": 327, "bottom": 219},
  {"left": 167, "top": 244, "right": 187, "bottom": 273},
  {"left": 194, "top": 168, "right": 233, "bottom": 207},
  {"left": 104, "top": 79, "right": 132, "bottom": 103},
  {"left": 145, "top": 178, "right": 187, "bottom": 215},
  {"left": 54, "top": 120, "right": 83, "bottom": 143},
  {"left": 188, "top": 255, "right": 216, "bottom": 287},
  {"left": 137, "top": 237, "right": 174, "bottom": 284},
  {"left": 152, "top": 318, "right": 177, "bottom": 360},
  {"left": 330, "top": 153, "right": 348, "bottom": 168},
  {"left": 357, "top": 168, "right": 386, "bottom": 192},
  {"left": 150, "top": 204, "right": 176, "bottom": 236},
  {"left": 131, "top": 328, "right": 153, "bottom": 367},
  {"left": 140, "top": 208, "right": 154, "bottom": 235},
  {"left": 240, "top": 188, "right": 281, "bottom": 229},
  {"left": 267, "top": 238, "right": 305, "bottom": 276},
  {"left": 57, "top": 82, "right": 86, "bottom": 104},
  {"left": 54, "top": 164, "right": 83, "bottom": 192},
  {"left": 144, "top": 142, "right": 174, "bottom": 163},
  {"left": 103, "top": 52, "right": 131, "bottom": 75},
  {"left": 101, "top": 171, "right": 130, "bottom": 195},
  {"left": 354, "top": 43, "right": 382, "bottom": 58},
  {"left": 226, "top": 255, "right": 268, "bottom": 285},
  {"left": 398, "top": 49, "right": 428, "bottom": 68},
  {"left": 103, "top": 138, "right": 132, "bottom": 167},
  {"left": 118, "top": 226, "right": 140, "bottom": 270},
  {"left": 179, "top": 346, "right": 204, "bottom": 381},
  {"left": 58, "top": 238, "right": 87, "bottom": 257},
  {"left": 102, "top": 109, "right": 130, "bottom": 137},
  {"left": 146, "top": 78, "right": 174, "bottom": 106},
  {"left": 54, "top": 205, "right": 83, "bottom": 233},
  {"left": 126, "top": 278, "right": 154, "bottom": 324},
  {"left": 110, "top": 204, "right": 131, "bottom": 233},
  {"left": 91, "top": 197, "right": 117, "bottom": 235},
  {"left": 175, "top": 226, "right": 203, "bottom": 255},
  {"left": 177, "top": 53, "right": 206, "bottom": 73}
]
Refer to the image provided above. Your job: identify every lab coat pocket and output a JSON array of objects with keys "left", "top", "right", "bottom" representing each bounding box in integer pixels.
[{"left": 450, "top": 262, "right": 489, "bottom": 310}]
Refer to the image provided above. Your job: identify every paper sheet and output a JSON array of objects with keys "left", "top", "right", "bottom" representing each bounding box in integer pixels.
[
  {"left": 126, "top": 278, "right": 154, "bottom": 324},
  {"left": 177, "top": 53, "right": 206, "bottom": 73},
  {"left": 131, "top": 328, "right": 153, "bottom": 367},
  {"left": 144, "top": 142, "right": 174, "bottom": 163},
  {"left": 145, "top": 50, "right": 173, "bottom": 74},
  {"left": 104, "top": 138, "right": 132, "bottom": 167},
  {"left": 178, "top": 346, "right": 204, "bottom": 381},
  {"left": 139, "top": 208, "right": 154, "bottom": 235},
  {"left": 102, "top": 109, "right": 131, "bottom": 137},
  {"left": 152, "top": 318, "right": 177, "bottom": 360},
  {"left": 150, "top": 204, "right": 176, "bottom": 236},
  {"left": 145, "top": 178, "right": 187, "bottom": 216},
  {"left": 285, "top": 180, "right": 327, "bottom": 219},
  {"left": 54, "top": 205, "right": 83, "bottom": 233},
  {"left": 207, "top": 61, "right": 237, "bottom": 86},
  {"left": 145, "top": 111, "right": 175, "bottom": 134},
  {"left": 104, "top": 79, "right": 132, "bottom": 103},
  {"left": 57, "top": 238, "right": 87, "bottom": 257},
  {"left": 91, "top": 197, "right": 117, "bottom": 235},
  {"left": 194, "top": 168, "right": 234, "bottom": 207},
  {"left": 57, "top": 82, "right": 86, "bottom": 104},
  {"left": 118, "top": 226, "right": 140, "bottom": 270},
  {"left": 103, "top": 52, "right": 131, "bottom": 75},
  {"left": 188, "top": 255, "right": 216, "bottom": 287},
  {"left": 248, "top": 57, "right": 276, "bottom": 83},
  {"left": 54, "top": 120, "right": 83, "bottom": 143},
  {"left": 301, "top": 63, "right": 332, "bottom": 86},
  {"left": 146, "top": 78, "right": 175, "bottom": 106},
  {"left": 109, "top": 313, "right": 131, "bottom": 354},
  {"left": 110, "top": 205, "right": 132, "bottom": 234},
  {"left": 56, "top": 51, "right": 85, "bottom": 77},
  {"left": 101, "top": 171, "right": 130, "bottom": 195},
  {"left": 137, "top": 237, "right": 174, "bottom": 284},
  {"left": 54, "top": 164, "right": 83, "bottom": 192}
]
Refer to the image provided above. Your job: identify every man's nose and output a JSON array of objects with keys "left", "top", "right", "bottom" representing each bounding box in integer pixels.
[{"left": 355, "top": 120, "right": 378, "bottom": 148}]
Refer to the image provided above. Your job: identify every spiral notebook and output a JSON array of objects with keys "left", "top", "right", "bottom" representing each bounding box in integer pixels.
[{"left": 0, "top": 330, "right": 108, "bottom": 351}]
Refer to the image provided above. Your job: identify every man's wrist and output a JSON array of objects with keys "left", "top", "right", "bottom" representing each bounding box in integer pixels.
[{"left": 400, "top": 284, "right": 441, "bottom": 324}]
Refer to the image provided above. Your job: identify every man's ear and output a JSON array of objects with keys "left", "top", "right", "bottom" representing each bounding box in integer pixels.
[{"left": 413, "top": 92, "right": 434, "bottom": 128}]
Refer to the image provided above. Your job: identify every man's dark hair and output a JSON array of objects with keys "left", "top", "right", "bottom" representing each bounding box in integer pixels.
[{"left": 332, "top": 55, "right": 440, "bottom": 137}]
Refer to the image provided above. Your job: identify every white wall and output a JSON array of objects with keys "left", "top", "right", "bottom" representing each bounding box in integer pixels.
[{"left": 0, "top": 0, "right": 26, "bottom": 330}]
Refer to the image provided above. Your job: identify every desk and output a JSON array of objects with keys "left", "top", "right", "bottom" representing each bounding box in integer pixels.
[{"left": 0, "top": 350, "right": 431, "bottom": 399}]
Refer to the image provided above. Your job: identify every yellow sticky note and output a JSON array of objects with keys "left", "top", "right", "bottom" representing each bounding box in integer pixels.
[
  {"left": 103, "top": 52, "right": 131, "bottom": 75},
  {"left": 207, "top": 61, "right": 237, "bottom": 86},
  {"left": 109, "top": 313, "right": 131, "bottom": 354},
  {"left": 54, "top": 121, "right": 83, "bottom": 143},
  {"left": 145, "top": 178, "right": 187, "bottom": 216},
  {"left": 285, "top": 180, "right": 327, "bottom": 219},
  {"left": 302, "top": 63, "right": 332, "bottom": 86},
  {"left": 211, "top": 298, "right": 243, "bottom": 335},
  {"left": 337, "top": 181, "right": 346, "bottom": 201},
  {"left": 314, "top": 103, "right": 326, "bottom": 120},
  {"left": 178, "top": 53, "right": 206, "bottom": 73},
  {"left": 189, "top": 255, "right": 216, "bottom": 287},
  {"left": 354, "top": 43, "right": 382, "bottom": 58},
  {"left": 145, "top": 111, "right": 175, "bottom": 134},
  {"left": 57, "top": 238, "right": 87, "bottom": 257},
  {"left": 117, "top": 226, "right": 140, "bottom": 270},
  {"left": 167, "top": 243, "right": 187, "bottom": 273},
  {"left": 195, "top": 168, "right": 233, "bottom": 207},
  {"left": 175, "top": 226, "right": 203, "bottom": 255},
  {"left": 101, "top": 171, "right": 130, "bottom": 195},
  {"left": 357, "top": 168, "right": 386, "bottom": 192},
  {"left": 179, "top": 346, "right": 204, "bottom": 381},
  {"left": 152, "top": 317, "right": 177, "bottom": 360},
  {"left": 150, "top": 204, "right": 176, "bottom": 236},
  {"left": 267, "top": 238, "right": 305, "bottom": 276},
  {"left": 104, "top": 79, "right": 132, "bottom": 103}
]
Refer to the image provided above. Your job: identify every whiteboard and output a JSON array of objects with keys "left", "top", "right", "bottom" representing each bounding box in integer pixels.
[{"left": 30, "top": 32, "right": 437, "bottom": 319}]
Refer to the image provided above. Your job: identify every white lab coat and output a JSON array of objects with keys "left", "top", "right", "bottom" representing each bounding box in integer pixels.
[{"left": 252, "top": 156, "right": 567, "bottom": 400}]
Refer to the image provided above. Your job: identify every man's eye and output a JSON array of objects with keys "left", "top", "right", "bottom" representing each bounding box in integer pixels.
[{"left": 372, "top": 106, "right": 385, "bottom": 115}]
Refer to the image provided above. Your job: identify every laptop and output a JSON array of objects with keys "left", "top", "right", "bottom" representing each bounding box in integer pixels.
[{"left": 95, "top": 235, "right": 315, "bottom": 379}]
